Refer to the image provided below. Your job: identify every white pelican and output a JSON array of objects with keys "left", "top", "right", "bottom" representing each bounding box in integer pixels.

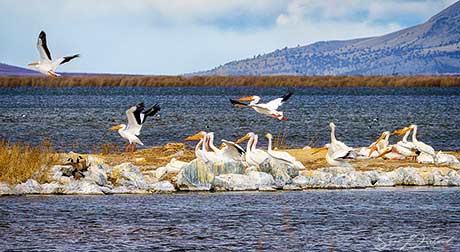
[
  {"left": 109, "top": 103, "right": 160, "bottom": 153},
  {"left": 236, "top": 132, "right": 271, "bottom": 168},
  {"left": 230, "top": 92, "right": 293, "bottom": 120},
  {"left": 206, "top": 132, "right": 245, "bottom": 162},
  {"left": 322, "top": 122, "right": 358, "bottom": 167},
  {"left": 377, "top": 126, "right": 418, "bottom": 160},
  {"left": 265, "top": 133, "right": 305, "bottom": 170},
  {"left": 368, "top": 131, "right": 391, "bottom": 157},
  {"left": 185, "top": 131, "right": 210, "bottom": 163},
  {"left": 28, "top": 31, "right": 79, "bottom": 77},
  {"left": 409, "top": 124, "right": 437, "bottom": 163},
  {"left": 315, "top": 144, "right": 357, "bottom": 167}
]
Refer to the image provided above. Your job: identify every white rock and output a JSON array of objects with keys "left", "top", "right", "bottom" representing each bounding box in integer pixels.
[
  {"left": 85, "top": 164, "right": 108, "bottom": 186},
  {"left": 375, "top": 174, "right": 396, "bottom": 187},
  {"left": 213, "top": 174, "right": 257, "bottom": 191},
  {"left": 165, "top": 158, "right": 188, "bottom": 173},
  {"left": 49, "top": 165, "right": 73, "bottom": 184},
  {"left": 436, "top": 151, "right": 460, "bottom": 166},
  {"left": 150, "top": 181, "right": 176, "bottom": 192},
  {"left": 155, "top": 166, "right": 168, "bottom": 179},
  {"left": 376, "top": 167, "right": 426, "bottom": 186},
  {"left": 111, "top": 163, "right": 150, "bottom": 190},
  {"left": 63, "top": 180, "right": 105, "bottom": 195},
  {"left": 247, "top": 171, "right": 275, "bottom": 188},
  {"left": 447, "top": 170, "right": 460, "bottom": 186},
  {"left": 0, "top": 182, "right": 13, "bottom": 195},
  {"left": 14, "top": 179, "right": 41, "bottom": 194},
  {"left": 40, "top": 182, "right": 63, "bottom": 194},
  {"left": 292, "top": 175, "right": 310, "bottom": 188}
]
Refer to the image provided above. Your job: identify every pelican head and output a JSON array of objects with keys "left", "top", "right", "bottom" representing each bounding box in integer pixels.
[
  {"left": 265, "top": 133, "right": 273, "bottom": 139},
  {"left": 109, "top": 124, "right": 125, "bottom": 131},
  {"left": 329, "top": 122, "right": 336, "bottom": 129},
  {"left": 237, "top": 95, "right": 261, "bottom": 104},
  {"left": 236, "top": 132, "right": 254, "bottom": 144},
  {"left": 185, "top": 131, "right": 206, "bottom": 141},
  {"left": 408, "top": 124, "right": 417, "bottom": 130}
]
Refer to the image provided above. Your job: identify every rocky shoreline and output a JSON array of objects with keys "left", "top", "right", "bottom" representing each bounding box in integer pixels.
[{"left": 1, "top": 151, "right": 460, "bottom": 196}]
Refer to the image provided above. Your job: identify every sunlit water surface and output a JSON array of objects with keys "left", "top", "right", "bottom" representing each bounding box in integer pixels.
[
  {"left": 0, "top": 189, "right": 459, "bottom": 251},
  {"left": 0, "top": 86, "right": 459, "bottom": 152}
]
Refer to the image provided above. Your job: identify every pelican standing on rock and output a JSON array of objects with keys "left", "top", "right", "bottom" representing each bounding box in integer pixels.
[
  {"left": 410, "top": 124, "right": 437, "bottom": 163},
  {"left": 265, "top": 133, "right": 305, "bottom": 170},
  {"left": 317, "top": 122, "right": 358, "bottom": 167},
  {"left": 236, "top": 132, "right": 271, "bottom": 168},
  {"left": 230, "top": 92, "right": 293, "bottom": 120},
  {"left": 109, "top": 103, "right": 160, "bottom": 153},
  {"left": 28, "top": 31, "right": 79, "bottom": 77}
]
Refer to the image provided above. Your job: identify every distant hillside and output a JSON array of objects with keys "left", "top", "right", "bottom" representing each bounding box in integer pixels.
[
  {"left": 0, "top": 63, "right": 41, "bottom": 76},
  {"left": 194, "top": 1, "right": 460, "bottom": 76}
]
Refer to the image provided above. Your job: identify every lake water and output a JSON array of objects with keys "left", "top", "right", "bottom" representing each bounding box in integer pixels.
[
  {"left": 0, "top": 86, "right": 459, "bottom": 152},
  {"left": 0, "top": 188, "right": 459, "bottom": 251}
]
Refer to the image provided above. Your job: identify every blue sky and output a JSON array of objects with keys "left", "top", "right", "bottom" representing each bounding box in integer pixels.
[{"left": 0, "top": 0, "right": 457, "bottom": 75}]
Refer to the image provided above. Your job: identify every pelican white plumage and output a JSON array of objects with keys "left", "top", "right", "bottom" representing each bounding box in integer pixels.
[
  {"left": 28, "top": 31, "right": 79, "bottom": 77},
  {"left": 410, "top": 124, "right": 437, "bottom": 163},
  {"left": 206, "top": 132, "right": 245, "bottom": 162},
  {"left": 383, "top": 126, "right": 418, "bottom": 160},
  {"left": 236, "top": 132, "right": 271, "bottom": 168},
  {"left": 324, "top": 122, "right": 358, "bottom": 167},
  {"left": 230, "top": 92, "right": 293, "bottom": 120},
  {"left": 109, "top": 103, "right": 160, "bottom": 153},
  {"left": 368, "top": 131, "right": 391, "bottom": 157},
  {"left": 265, "top": 133, "right": 305, "bottom": 170},
  {"left": 185, "top": 131, "right": 210, "bottom": 163}
]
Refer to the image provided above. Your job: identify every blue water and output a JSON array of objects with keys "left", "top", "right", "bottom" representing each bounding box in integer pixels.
[
  {"left": 0, "top": 86, "right": 459, "bottom": 152},
  {"left": 0, "top": 189, "right": 459, "bottom": 251}
]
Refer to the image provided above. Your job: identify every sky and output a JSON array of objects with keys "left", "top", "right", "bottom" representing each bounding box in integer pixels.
[{"left": 0, "top": 0, "right": 457, "bottom": 75}]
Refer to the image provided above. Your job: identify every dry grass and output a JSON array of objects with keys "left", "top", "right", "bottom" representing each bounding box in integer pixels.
[
  {"left": 0, "top": 75, "right": 459, "bottom": 87},
  {"left": 0, "top": 140, "right": 58, "bottom": 184}
]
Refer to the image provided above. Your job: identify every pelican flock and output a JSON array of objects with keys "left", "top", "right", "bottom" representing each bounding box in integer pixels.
[
  {"left": 28, "top": 31, "right": 79, "bottom": 77},
  {"left": 230, "top": 92, "right": 293, "bottom": 120},
  {"left": 109, "top": 103, "right": 160, "bottom": 153}
]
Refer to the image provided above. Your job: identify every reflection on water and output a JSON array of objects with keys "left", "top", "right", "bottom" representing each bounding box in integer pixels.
[
  {"left": 1, "top": 86, "right": 460, "bottom": 153},
  {"left": 0, "top": 188, "right": 459, "bottom": 251}
]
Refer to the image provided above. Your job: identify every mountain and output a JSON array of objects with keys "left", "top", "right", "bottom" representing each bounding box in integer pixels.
[
  {"left": 194, "top": 1, "right": 460, "bottom": 76},
  {"left": 0, "top": 63, "right": 41, "bottom": 76}
]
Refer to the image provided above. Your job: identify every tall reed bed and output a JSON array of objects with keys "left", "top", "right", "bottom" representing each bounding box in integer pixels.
[
  {"left": 0, "top": 140, "right": 57, "bottom": 184},
  {"left": 0, "top": 75, "right": 459, "bottom": 87}
]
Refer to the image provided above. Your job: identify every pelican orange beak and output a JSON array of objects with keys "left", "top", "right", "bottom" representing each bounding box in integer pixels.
[
  {"left": 312, "top": 146, "right": 328, "bottom": 154},
  {"left": 27, "top": 61, "right": 39, "bottom": 66},
  {"left": 185, "top": 132, "right": 204, "bottom": 141},
  {"left": 237, "top": 96, "right": 255, "bottom": 101},
  {"left": 391, "top": 127, "right": 410, "bottom": 136},
  {"left": 109, "top": 125, "right": 122, "bottom": 131},
  {"left": 235, "top": 134, "right": 251, "bottom": 144},
  {"left": 368, "top": 145, "right": 378, "bottom": 157}
]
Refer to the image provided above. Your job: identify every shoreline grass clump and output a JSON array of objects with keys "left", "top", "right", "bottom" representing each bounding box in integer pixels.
[{"left": 0, "top": 140, "right": 57, "bottom": 184}]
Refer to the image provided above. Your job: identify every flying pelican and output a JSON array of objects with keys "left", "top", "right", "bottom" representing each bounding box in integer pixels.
[
  {"left": 368, "top": 131, "right": 391, "bottom": 157},
  {"left": 230, "top": 92, "right": 293, "bottom": 120},
  {"left": 409, "top": 124, "right": 437, "bottom": 163},
  {"left": 236, "top": 132, "right": 271, "bottom": 168},
  {"left": 109, "top": 103, "right": 160, "bottom": 153},
  {"left": 265, "top": 133, "right": 305, "bottom": 170},
  {"left": 28, "top": 31, "right": 79, "bottom": 77}
]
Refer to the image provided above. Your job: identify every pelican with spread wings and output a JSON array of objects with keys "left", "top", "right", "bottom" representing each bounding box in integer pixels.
[
  {"left": 109, "top": 103, "right": 160, "bottom": 153},
  {"left": 230, "top": 92, "right": 293, "bottom": 120},
  {"left": 28, "top": 31, "right": 79, "bottom": 77}
]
